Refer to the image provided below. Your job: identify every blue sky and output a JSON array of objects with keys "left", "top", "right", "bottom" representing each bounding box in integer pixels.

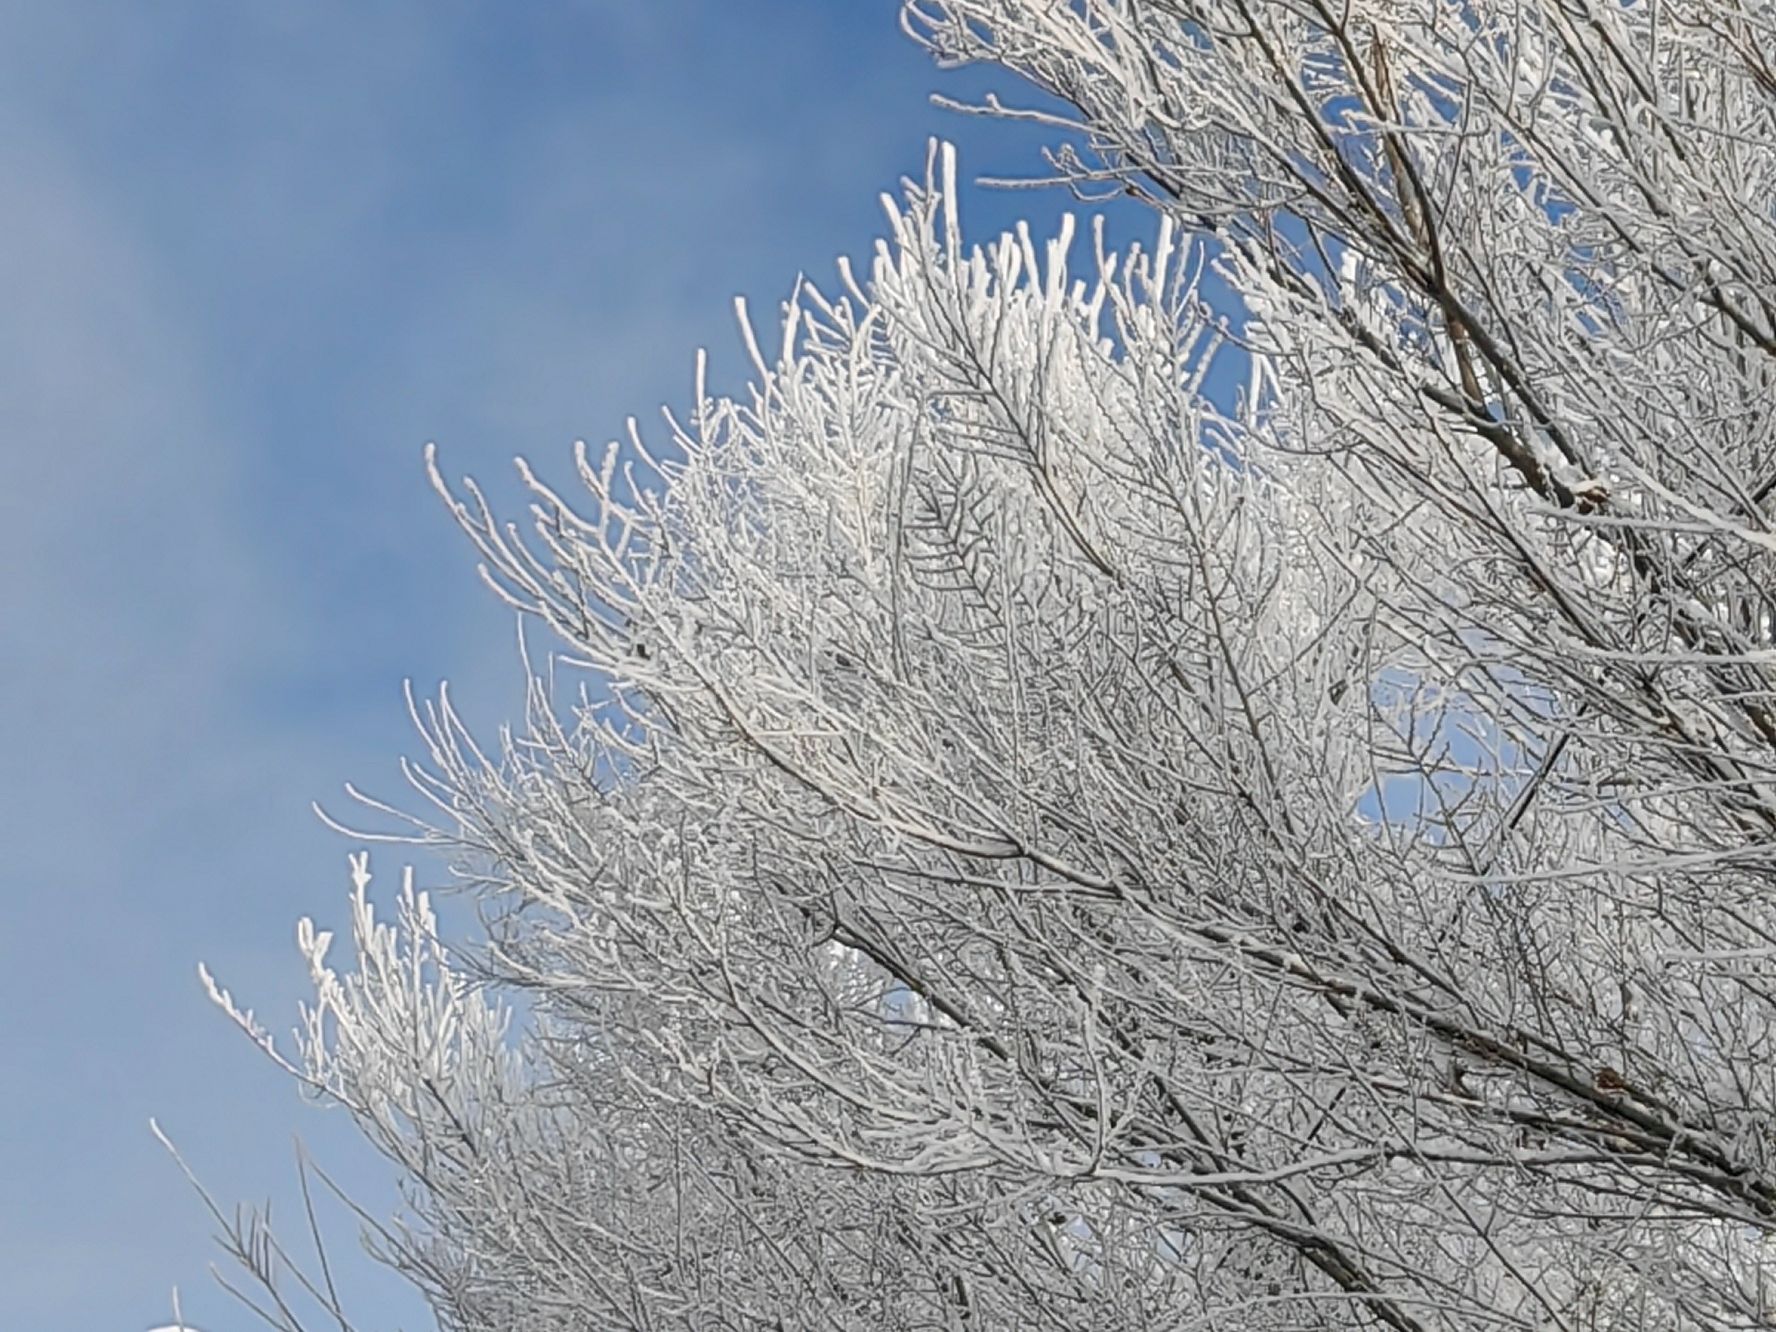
[{"left": 0, "top": 4, "right": 1155, "bottom": 1328}]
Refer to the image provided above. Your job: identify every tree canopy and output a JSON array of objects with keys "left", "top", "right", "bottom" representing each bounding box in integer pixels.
[{"left": 205, "top": 2, "right": 1776, "bottom": 1327}]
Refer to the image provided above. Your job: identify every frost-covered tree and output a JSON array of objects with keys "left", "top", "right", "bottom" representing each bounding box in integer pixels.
[{"left": 204, "top": 1, "right": 1776, "bottom": 1327}]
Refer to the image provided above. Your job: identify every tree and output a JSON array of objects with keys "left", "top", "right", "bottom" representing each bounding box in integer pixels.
[{"left": 203, "top": 1, "right": 1776, "bottom": 1327}]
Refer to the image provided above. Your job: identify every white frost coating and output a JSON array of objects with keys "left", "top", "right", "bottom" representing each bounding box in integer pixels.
[{"left": 204, "top": 2, "right": 1776, "bottom": 1324}]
